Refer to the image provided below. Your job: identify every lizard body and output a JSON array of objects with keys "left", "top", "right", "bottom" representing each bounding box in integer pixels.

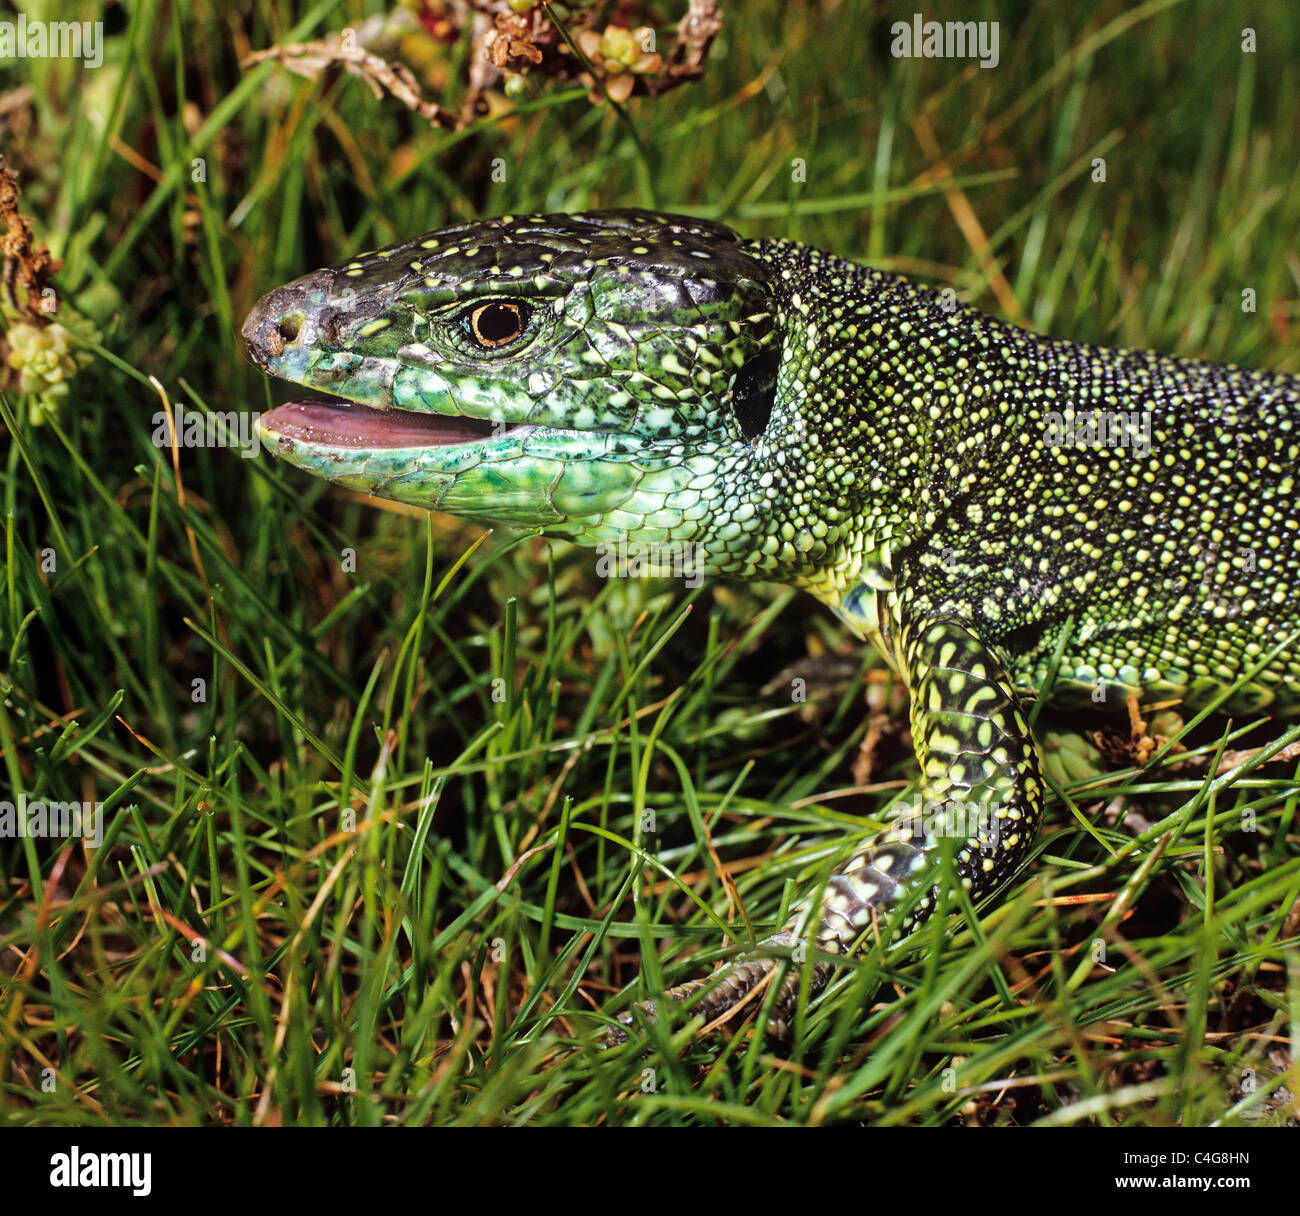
[{"left": 244, "top": 210, "right": 1300, "bottom": 1036}]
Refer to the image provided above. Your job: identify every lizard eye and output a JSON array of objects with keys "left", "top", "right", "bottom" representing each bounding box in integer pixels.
[{"left": 465, "top": 300, "right": 530, "bottom": 349}]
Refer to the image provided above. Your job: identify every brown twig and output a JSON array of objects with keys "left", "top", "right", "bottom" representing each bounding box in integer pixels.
[
  {"left": 243, "top": 3, "right": 723, "bottom": 131},
  {"left": 241, "top": 38, "right": 461, "bottom": 130},
  {"left": 644, "top": 0, "right": 724, "bottom": 96}
]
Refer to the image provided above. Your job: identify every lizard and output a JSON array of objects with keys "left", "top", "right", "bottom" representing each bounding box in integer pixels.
[{"left": 242, "top": 209, "right": 1300, "bottom": 1041}]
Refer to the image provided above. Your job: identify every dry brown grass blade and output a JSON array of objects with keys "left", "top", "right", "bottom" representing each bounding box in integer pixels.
[{"left": 0, "top": 153, "right": 60, "bottom": 325}]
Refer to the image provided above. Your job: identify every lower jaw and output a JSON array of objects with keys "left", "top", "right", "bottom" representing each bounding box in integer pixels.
[
  {"left": 254, "top": 400, "right": 635, "bottom": 525},
  {"left": 253, "top": 399, "right": 716, "bottom": 538}
]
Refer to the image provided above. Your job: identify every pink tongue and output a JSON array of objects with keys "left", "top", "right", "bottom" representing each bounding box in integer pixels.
[{"left": 260, "top": 400, "right": 493, "bottom": 448}]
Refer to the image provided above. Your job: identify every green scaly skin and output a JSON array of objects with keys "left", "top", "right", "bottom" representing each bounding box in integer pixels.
[{"left": 243, "top": 210, "right": 1300, "bottom": 1041}]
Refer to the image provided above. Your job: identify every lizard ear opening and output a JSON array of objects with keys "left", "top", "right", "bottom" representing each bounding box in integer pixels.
[{"left": 731, "top": 349, "right": 781, "bottom": 442}]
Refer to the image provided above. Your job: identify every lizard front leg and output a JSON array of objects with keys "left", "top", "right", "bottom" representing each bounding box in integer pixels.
[
  {"left": 611, "top": 612, "right": 1045, "bottom": 1042},
  {"left": 810, "top": 614, "right": 1045, "bottom": 958}
]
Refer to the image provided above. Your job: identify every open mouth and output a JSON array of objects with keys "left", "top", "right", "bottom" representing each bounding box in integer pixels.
[{"left": 258, "top": 398, "right": 537, "bottom": 450}]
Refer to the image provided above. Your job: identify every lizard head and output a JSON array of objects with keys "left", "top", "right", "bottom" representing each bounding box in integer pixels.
[{"left": 244, "top": 209, "right": 859, "bottom": 587}]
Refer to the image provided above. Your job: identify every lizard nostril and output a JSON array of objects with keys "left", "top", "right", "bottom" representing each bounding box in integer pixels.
[{"left": 243, "top": 268, "right": 335, "bottom": 364}]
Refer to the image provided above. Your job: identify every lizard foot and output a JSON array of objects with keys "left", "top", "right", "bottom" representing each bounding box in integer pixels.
[{"left": 603, "top": 932, "right": 831, "bottom": 1046}]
